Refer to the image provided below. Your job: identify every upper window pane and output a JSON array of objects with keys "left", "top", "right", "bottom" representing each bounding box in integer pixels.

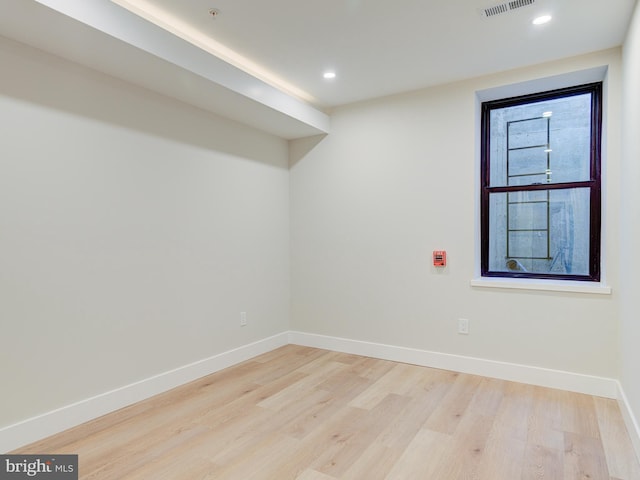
[{"left": 488, "top": 93, "right": 592, "bottom": 187}]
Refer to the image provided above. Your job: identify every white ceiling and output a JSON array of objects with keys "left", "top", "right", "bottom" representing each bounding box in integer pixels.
[
  {"left": 0, "top": 0, "right": 636, "bottom": 138},
  {"left": 124, "top": 0, "right": 636, "bottom": 108}
]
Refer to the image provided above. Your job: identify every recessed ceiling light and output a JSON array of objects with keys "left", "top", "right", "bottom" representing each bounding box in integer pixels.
[
  {"left": 532, "top": 15, "right": 552, "bottom": 25},
  {"left": 323, "top": 71, "right": 336, "bottom": 80}
]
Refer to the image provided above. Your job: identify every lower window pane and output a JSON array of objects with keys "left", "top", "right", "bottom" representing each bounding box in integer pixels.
[{"left": 488, "top": 188, "right": 590, "bottom": 275}]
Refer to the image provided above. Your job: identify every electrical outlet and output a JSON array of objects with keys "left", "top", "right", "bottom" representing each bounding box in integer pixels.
[
  {"left": 240, "top": 312, "right": 247, "bottom": 327},
  {"left": 458, "top": 318, "right": 469, "bottom": 335}
]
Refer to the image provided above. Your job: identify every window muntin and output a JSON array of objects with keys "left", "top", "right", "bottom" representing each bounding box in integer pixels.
[{"left": 481, "top": 83, "right": 602, "bottom": 281}]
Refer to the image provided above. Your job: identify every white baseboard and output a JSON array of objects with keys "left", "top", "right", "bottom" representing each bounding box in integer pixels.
[
  {"left": 616, "top": 382, "right": 640, "bottom": 464},
  {"left": 2, "top": 330, "right": 628, "bottom": 456},
  {"left": 0, "top": 332, "right": 289, "bottom": 453},
  {"left": 288, "top": 331, "right": 618, "bottom": 398}
]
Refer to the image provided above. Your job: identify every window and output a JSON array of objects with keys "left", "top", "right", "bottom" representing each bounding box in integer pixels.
[{"left": 480, "top": 83, "right": 602, "bottom": 281}]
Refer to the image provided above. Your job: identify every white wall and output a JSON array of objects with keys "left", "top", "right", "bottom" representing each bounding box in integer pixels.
[
  {"left": 2, "top": 20, "right": 635, "bottom": 451},
  {"left": 620, "top": 0, "right": 640, "bottom": 449},
  {"left": 290, "top": 49, "right": 622, "bottom": 379},
  {"left": 0, "top": 37, "right": 290, "bottom": 429}
]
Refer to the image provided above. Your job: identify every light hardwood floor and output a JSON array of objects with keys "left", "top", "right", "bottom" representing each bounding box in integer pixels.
[{"left": 14, "top": 345, "right": 640, "bottom": 479}]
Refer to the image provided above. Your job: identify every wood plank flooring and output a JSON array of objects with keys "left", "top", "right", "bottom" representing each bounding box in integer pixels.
[{"left": 13, "top": 345, "right": 640, "bottom": 479}]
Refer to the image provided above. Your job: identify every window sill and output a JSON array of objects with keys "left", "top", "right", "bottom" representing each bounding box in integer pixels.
[{"left": 470, "top": 277, "right": 612, "bottom": 295}]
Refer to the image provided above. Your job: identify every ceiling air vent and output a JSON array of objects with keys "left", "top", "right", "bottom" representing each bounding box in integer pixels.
[
  {"left": 481, "top": 0, "right": 535, "bottom": 18},
  {"left": 509, "top": 0, "right": 535, "bottom": 9}
]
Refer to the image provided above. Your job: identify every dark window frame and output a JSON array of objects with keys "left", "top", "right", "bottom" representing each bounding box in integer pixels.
[{"left": 480, "top": 82, "right": 602, "bottom": 282}]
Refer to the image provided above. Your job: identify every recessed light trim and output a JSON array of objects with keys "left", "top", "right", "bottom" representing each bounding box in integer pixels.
[
  {"left": 323, "top": 71, "right": 336, "bottom": 80},
  {"left": 532, "top": 14, "right": 552, "bottom": 25}
]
